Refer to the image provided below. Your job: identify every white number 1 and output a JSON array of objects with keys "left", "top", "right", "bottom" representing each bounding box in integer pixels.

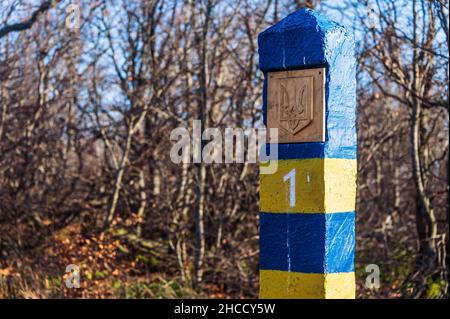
[{"left": 283, "top": 169, "right": 296, "bottom": 208}]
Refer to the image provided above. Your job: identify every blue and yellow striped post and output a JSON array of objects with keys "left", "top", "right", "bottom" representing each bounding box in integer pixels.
[{"left": 258, "top": 9, "right": 356, "bottom": 299}]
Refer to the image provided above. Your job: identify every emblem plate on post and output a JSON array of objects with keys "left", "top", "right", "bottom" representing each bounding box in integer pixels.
[{"left": 267, "top": 68, "right": 325, "bottom": 143}]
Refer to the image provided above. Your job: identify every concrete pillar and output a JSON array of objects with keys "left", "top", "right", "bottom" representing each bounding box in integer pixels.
[{"left": 258, "top": 8, "right": 357, "bottom": 299}]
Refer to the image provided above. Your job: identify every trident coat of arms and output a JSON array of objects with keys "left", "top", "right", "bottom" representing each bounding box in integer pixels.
[{"left": 275, "top": 77, "right": 313, "bottom": 135}]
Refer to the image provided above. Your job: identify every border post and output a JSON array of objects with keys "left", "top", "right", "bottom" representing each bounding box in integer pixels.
[{"left": 258, "top": 8, "right": 357, "bottom": 299}]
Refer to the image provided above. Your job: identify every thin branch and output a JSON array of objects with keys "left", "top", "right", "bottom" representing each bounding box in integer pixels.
[{"left": 0, "top": 0, "right": 59, "bottom": 39}]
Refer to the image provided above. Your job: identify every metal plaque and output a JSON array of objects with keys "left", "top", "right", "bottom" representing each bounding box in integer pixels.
[{"left": 267, "top": 68, "right": 325, "bottom": 143}]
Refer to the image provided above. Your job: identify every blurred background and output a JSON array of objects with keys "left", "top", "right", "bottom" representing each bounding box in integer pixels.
[{"left": 0, "top": 0, "right": 448, "bottom": 299}]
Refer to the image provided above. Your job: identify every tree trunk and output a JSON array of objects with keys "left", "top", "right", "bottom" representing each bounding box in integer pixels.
[
  {"left": 411, "top": 99, "right": 438, "bottom": 271},
  {"left": 104, "top": 129, "right": 133, "bottom": 230},
  {"left": 410, "top": 0, "right": 438, "bottom": 280}
]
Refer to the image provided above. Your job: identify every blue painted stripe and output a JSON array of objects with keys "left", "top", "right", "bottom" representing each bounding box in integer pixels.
[
  {"left": 258, "top": 10, "right": 336, "bottom": 72},
  {"left": 259, "top": 212, "right": 355, "bottom": 274},
  {"left": 261, "top": 68, "right": 357, "bottom": 160},
  {"left": 261, "top": 143, "right": 357, "bottom": 160},
  {"left": 259, "top": 11, "right": 357, "bottom": 161}
]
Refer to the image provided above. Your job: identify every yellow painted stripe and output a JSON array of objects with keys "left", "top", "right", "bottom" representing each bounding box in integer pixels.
[
  {"left": 259, "top": 158, "right": 356, "bottom": 213},
  {"left": 259, "top": 270, "right": 355, "bottom": 299},
  {"left": 323, "top": 159, "right": 357, "bottom": 213},
  {"left": 324, "top": 271, "right": 356, "bottom": 299}
]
